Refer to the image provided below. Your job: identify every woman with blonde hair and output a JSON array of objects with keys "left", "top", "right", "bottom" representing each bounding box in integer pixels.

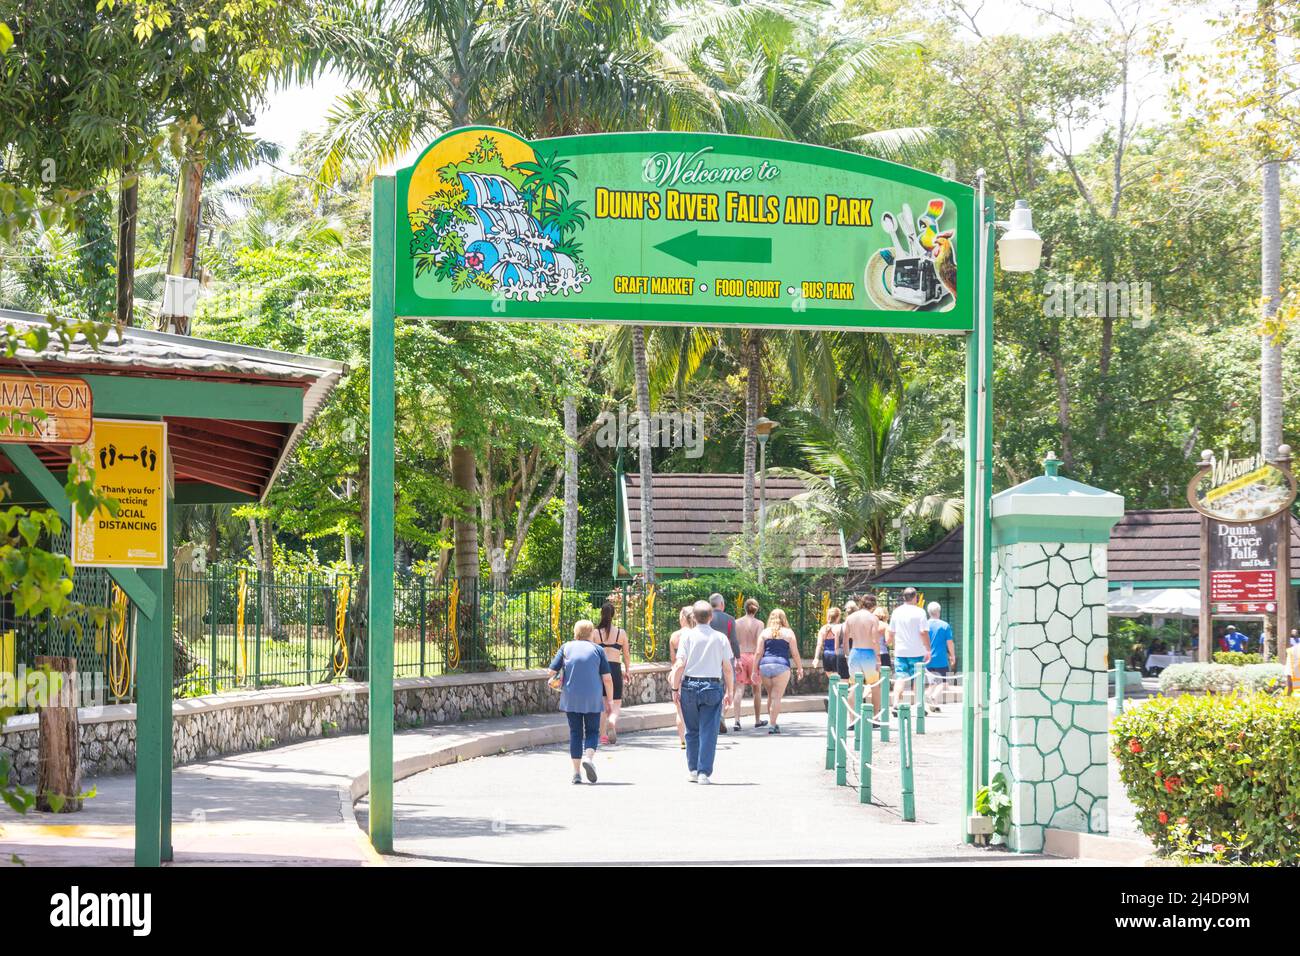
[
  {"left": 757, "top": 608, "right": 804, "bottom": 734},
  {"left": 668, "top": 605, "right": 695, "bottom": 748}
]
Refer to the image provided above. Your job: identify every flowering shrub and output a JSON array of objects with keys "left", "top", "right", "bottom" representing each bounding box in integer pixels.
[
  {"left": 1214, "top": 651, "right": 1264, "bottom": 667},
  {"left": 1158, "top": 662, "right": 1284, "bottom": 696},
  {"left": 1112, "top": 693, "right": 1300, "bottom": 863}
]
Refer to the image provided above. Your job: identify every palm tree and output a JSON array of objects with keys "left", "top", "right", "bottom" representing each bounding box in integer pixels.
[
  {"left": 769, "top": 379, "right": 962, "bottom": 574},
  {"left": 306, "top": 0, "right": 722, "bottom": 590},
  {"left": 647, "top": 0, "right": 939, "bottom": 541}
]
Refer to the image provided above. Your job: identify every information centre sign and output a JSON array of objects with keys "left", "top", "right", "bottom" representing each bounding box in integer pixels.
[{"left": 393, "top": 128, "right": 976, "bottom": 333}]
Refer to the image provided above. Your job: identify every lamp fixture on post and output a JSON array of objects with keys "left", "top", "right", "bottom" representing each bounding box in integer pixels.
[
  {"left": 994, "top": 199, "right": 1043, "bottom": 273},
  {"left": 756, "top": 417, "right": 779, "bottom": 585}
]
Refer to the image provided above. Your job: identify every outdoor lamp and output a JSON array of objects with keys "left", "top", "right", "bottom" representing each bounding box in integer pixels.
[
  {"left": 756, "top": 416, "right": 779, "bottom": 442},
  {"left": 995, "top": 199, "right": 1043, "bottom": 273}
]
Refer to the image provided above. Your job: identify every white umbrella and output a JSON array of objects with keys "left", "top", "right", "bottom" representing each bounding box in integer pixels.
[{"left": 1107, "top": 587, "right": 1201, "bottom": 618}]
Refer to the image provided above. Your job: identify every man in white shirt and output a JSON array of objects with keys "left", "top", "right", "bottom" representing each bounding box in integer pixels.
[
  {"left": 886, "top": 588, "right": 931, "bottom": 711},
  {"left": 670, "top": 600, "right": 735, "bottom": 784}
]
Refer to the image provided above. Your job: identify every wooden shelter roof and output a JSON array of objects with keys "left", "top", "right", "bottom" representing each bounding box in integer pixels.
[{"left": 0, "top": 310, "right": 345, "bottom": 503}]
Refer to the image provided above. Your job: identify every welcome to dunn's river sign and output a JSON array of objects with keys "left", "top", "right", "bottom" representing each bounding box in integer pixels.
[{"left": 393, "top": 128, "right": 976, "bottom": 334}]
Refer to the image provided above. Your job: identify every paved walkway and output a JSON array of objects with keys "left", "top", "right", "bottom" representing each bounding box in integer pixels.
[
  {"left": 361, "top": 707, "right": 1121, "bottom": 866},
  {"left": 0, "top": 696, "right": 1149, "bottom": 866}
]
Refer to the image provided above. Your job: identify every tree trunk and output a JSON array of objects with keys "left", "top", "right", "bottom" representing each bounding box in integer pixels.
[
  {"left": 632, "top": 326, "right": 656, "bottom": 583},
  {"left": 561, "top": 395, "right": 579, "bottom": 587},
  {"left": 115, "top": 165, "right": 137, "bottom": 327},
  {"left": 742, "top": 330, "right": 761, "bottom": 539},
  {"left": 161, "top": 155, "right": 205, "bottom": 334},
  {"left": 260, "top": 516, "right": 282, "bottom": 641},
  {"left": 345, "top": 458, "right": 369, "bottom": 681},
  {"left": 452, "top": 442, "right": 480, "bottom": 583},
  {"left": 35, "top": 656, "right": 81, "bottom": 812},
  {"left": 1261, "top": 159, "right": 1283, "bottom": 461}
]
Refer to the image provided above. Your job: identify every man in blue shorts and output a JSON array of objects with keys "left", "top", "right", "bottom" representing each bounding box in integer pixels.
[
  {"left": 887, "top": 588, "right": 931, "bottom": 713},
  {"left": 924, "top": 602, "right": 954, "bottom": 713}
]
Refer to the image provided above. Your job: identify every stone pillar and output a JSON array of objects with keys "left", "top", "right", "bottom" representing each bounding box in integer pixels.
[{"left": 988, "top": 454, "right": 1123, "bottom": 852}]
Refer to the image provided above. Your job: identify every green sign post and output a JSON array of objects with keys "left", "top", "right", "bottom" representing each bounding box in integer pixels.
[{"left": 369, "top": 127, "right": 995, "bottom": 848}]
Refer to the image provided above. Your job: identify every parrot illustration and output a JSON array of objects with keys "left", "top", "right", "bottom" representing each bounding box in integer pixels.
[{"left": 931, "top": 231, "right": 957, "bottom": 299}]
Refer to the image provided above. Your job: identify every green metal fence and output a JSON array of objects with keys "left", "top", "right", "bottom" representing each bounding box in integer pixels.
[{"left": 8, "top": 564, "right": 964, "bottom": 701}]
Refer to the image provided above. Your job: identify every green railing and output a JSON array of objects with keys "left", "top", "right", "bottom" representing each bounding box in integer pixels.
[{"left": 8, "top": 564, "right": 963, "bottom": 701}]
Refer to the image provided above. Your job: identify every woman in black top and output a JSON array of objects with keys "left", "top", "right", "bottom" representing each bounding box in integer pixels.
[{"left": 596, "top": 600, "right": 632, "bottom": 744}]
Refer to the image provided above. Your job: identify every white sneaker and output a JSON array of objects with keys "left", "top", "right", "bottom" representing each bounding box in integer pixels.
[
  {"left": 688, "top": 771, "right": 699, "bottom": 783},
  {"left": 698, "top": 774, "right": 712, "bottom": 785}
]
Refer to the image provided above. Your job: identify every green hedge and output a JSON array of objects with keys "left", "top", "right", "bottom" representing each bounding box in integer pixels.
[
  {"left": 1158, "top": 662, "right": 1284, "bottom": 696},
  {"left": 1112, "top": 694, "right": 1300, "bottom": 863},
  {"left": 1213, "top": 651, "right": 1264, "bottom": 666}
]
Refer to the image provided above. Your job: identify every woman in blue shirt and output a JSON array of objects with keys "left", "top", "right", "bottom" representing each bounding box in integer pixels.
[{"left": 549, "top": 620, "right": 614, "bottom": 784}]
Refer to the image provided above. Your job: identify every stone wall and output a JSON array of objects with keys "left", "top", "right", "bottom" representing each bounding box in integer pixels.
[
  {"left": 989, "top": 540, "right": 1110, "bottom": 852},
  {"left": 0, "top": 663, "right": 825, "bottom": 784}
]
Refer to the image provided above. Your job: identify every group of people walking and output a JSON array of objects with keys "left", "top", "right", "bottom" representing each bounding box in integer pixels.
[
  {"left": 814, "top": 587, "right": 956, "bottom": 721},
  {"left": 546, "top": 587, "right": 955, "bottom": 785}
]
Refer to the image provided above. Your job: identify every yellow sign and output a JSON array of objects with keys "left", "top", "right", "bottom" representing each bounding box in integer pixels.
[
  {"left": 72, "top": 419, "right": 167, "bottom": 568},
  {"left": 0, "top": 374, "right": 93, "bottom": 445}
]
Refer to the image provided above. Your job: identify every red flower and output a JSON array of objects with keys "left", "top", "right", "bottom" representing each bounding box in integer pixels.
[
  {"left": 465, "top": 252, "right": 484, "bottom": 269},
  {"left": 1164, "top": 775, "right": 1181, "bottom": 793},
  {"left": 1214, "top": 784, "right": 1226, "bottom": 798},
  {"left": 1128, "top": 739, "right": 1142, "bottom": 754},
  {"left": 1177, "top": 816, "right": 1187, "bottom": 824},
  {"left": 1212, "top": 844, "right": 1226, "bottom": 853},
  {"left": 1158, "top": 811, "right": 1169, "bottom": 825}
]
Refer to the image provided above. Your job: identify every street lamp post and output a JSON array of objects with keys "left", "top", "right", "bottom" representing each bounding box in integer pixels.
[
  {"left": 756, "top": 417, "right": 778, "bottom": 585},
  {"left": 963, "top": 172, "right": 1042, "bottom": 843}
]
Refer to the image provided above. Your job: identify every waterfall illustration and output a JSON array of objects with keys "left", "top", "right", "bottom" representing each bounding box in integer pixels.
[{"left": 408, "top": 136, "right": 592, "bottom": 302}]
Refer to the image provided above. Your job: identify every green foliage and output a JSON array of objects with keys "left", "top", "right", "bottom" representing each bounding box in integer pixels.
[
  {"left": 1112, "top": 694, "right": 1300, "bottom": 863},
  {"left": 1214, "top": 651, "right": 1264, "bottom": 667},
  {"left": 1158, "top": 663, "right": 1285, "bottom": 697},
  {"left": 975, "top": 771, "right": 1012, "bottom": 844}
]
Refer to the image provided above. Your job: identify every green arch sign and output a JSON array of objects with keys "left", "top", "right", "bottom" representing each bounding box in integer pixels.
[{"left": 392, "top": 127, "right": 976, "bottom": 333}]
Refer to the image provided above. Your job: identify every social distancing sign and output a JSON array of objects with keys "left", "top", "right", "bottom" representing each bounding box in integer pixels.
[{"left": 72, "top": 419, "right": 167, "bottom": 568}]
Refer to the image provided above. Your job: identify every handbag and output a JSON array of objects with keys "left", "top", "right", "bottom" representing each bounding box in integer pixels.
[{"left": 548, "top": 647, "right": 566, "bottom": 690}]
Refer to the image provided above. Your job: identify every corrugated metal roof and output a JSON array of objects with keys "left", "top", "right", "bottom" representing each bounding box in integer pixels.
[
  {"left": 623, "top": 472, "right": 847, "bottom": 571},
  {"left": 865, "top": 508, "right": 1300, "bottom": 587},
  {"left": 0, "top": 309, "right": 346, "bottom": 501}
]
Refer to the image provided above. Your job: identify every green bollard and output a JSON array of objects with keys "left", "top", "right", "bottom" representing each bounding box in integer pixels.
[
  {"left": 915, "top": 666, "right": 926, "bottom": 735},
  {"left": 1115, "top": 661, "right": 1126, "bottom": 715},
  {"left": 900, "top": 703, "right": 915, "bottom": 821},
  {"left": 879, "top": 667, "right": 891, "bottom": 743},
  {"left": 853, "top": 672, "right": 864, "bottom": 752},
  {"left": 835, "top": 682, "right": 848, "bottom": 786},
  {"left": 825, "top": 675, "right": 840, "bottom": 770},
  {"left": 860, "top": 703, "right": 873, "bottom": 804}
]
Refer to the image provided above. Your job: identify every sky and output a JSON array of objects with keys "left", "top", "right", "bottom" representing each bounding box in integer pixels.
[{"left": 239, "top": 0, "right": 1224, "bottom": 187}]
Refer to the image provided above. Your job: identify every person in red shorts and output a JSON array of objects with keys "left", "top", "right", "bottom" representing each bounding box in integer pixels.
[{"left": 729, "top": 598, "right": 768, "bottom": 731}]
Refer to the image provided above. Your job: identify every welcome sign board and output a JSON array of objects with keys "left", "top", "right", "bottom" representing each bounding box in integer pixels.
[{"left": 393, "top": 128, "right": 977, "bottom": 334}]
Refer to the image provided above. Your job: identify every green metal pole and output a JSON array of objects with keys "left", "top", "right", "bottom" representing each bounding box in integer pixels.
[
  {"left": 134, "top": 568, "right": 163, "bottom": 867},
  {"left": 1115, "top": 660, "right": 1126, "bottom": 715},
  {"left": 254, "top": 567, "right": 262, "bottom": 690},
  {"left": 160, "top": 499, "right": 174, "bottom": 862},
  {"left": 524, "top": 589, "right": 531, "bottom": 669},
  {"left": 209, "top": 566, "right": 218, "bottom": 696},
  {"left": 305, "top": 572, "right": 313, "bottom": 684},
  {"left": 419, "top": 576, "right": 427, "bottom": 678},
  {"left": 900, "top": 703, "right": 915, "bottom": 821},
  {"left": 367, "top": 173, "right": 396, "bottom": 854},
  {"left": 860, "top": 703, "right": 872, "bottom": 804},
  {"left": 977, "top": 189, "right": 996, "bottom": 834},
  {"left": 835, "top": 681, "right": 848, "bottom": 786},
  {"left": 852, "top": 672, "right": 864, "bottom": 751},
  {"left": 825, "top": 674, "right": 840, "bottom": 770},
  {"left": 880, "top": 666, "right": 891, "bottom": 743},
  {"left": 915, "top": 666, "right": 926, "bottom": 735}
]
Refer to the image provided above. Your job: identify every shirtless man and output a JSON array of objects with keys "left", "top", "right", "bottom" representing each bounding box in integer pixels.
[
  {"left": 842, "top": 594, "right": 885, "bottom": 720},
  {"left": 730, "top": 598, "right": 768, "bottom": 730}
]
